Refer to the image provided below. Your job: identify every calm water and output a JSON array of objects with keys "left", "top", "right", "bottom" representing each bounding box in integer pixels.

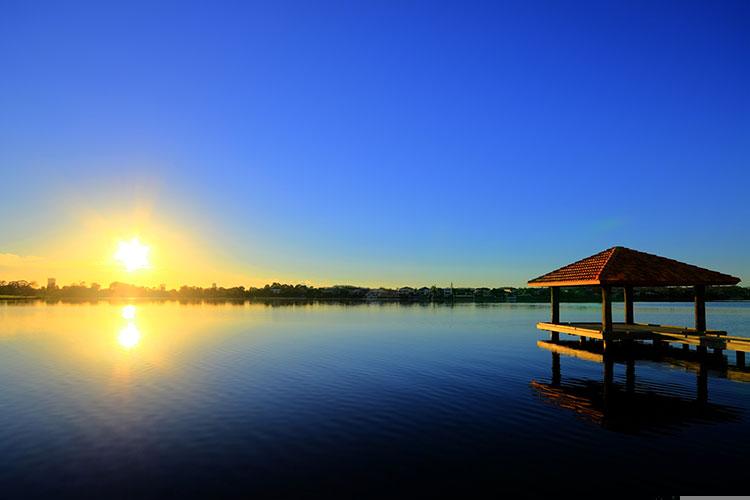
[{"left": 1, "top": 300, "right": 749, "bottom": 497}]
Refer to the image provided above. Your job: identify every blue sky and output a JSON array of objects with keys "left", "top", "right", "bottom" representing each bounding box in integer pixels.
[{"left": 1, "top": 0, "right": 748, "bottom": 287}]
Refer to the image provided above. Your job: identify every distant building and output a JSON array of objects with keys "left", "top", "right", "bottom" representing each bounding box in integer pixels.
[{"left": 47, "top": 277, "right": 57, "bottom": 290}]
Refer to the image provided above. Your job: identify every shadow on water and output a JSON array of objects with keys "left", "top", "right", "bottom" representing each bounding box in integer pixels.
[{"left": 531, "top": 339, "right": 745, "bottom": 434}]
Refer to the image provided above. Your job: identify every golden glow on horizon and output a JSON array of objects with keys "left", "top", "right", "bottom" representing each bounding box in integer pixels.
[
  {"left": 114, "top": 238, "right": 150, "bottom": 272},
  {"left": 12, "top": 204, "right": 262, "bottom": 287}
]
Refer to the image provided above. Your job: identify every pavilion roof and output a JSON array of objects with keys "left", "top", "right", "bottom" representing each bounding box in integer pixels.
[{"left": 527, "top": 246, "right": 741, "bottom": 287}]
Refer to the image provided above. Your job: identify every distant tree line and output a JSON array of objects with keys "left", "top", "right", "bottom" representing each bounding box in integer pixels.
[{"left": 1, "top": 280, "right": 749, "bottom": 302}]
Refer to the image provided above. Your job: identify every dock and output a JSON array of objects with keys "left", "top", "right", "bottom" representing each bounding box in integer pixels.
[
  {"left": 536, "top": 321, "right": 750, "bottom": 354},
  {"left": 527, "top": 246, "right": 747, "bottom": 361}
]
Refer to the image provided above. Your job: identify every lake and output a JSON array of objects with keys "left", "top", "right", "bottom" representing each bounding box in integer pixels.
[{"left": 1, "top": 300, "right": 749, "bottom": 497}]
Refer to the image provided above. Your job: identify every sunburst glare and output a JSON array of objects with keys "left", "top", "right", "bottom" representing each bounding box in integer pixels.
[{"left": 114, "top": 237, "right": 150, "bottom": 272}]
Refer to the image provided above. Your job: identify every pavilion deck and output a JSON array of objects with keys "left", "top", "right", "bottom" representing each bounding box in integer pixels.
[{"left": 537, "top": 321, "right": 750, "bottom": 353}]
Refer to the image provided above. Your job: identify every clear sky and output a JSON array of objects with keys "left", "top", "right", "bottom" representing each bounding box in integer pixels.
[{"left": 1, "top": 0, "right": 748, "bottom": 288}]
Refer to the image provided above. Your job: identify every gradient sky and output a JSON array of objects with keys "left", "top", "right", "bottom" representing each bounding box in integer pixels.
[{"left": 1, "top": 0, "right": 748, "bottom": 288}]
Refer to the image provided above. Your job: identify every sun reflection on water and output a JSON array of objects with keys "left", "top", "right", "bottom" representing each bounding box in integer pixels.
[
  {"left": 118, "top": 305, "right": 141, "bottom": 350},
  {"left": 118, "top": 323, "right": 141, "bottom": 349},
  {"left": 122, "top": 305, "right": 136, "bottom": 320}
]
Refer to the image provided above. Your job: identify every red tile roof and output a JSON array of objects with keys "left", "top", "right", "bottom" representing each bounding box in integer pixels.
[{"left": 528, "top": 246, "right": 741, "bottom": 287}]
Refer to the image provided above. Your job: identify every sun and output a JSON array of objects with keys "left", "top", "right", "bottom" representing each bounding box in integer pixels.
[{"left": 114, "top": 237, "right": 151, "bottom": 272}]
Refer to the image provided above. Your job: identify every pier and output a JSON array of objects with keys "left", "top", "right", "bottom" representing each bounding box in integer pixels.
[{"left": 528, "top": 246, "right": 745, "bottom": 357}]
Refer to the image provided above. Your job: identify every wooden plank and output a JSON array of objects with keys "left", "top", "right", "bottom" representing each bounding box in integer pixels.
[
  {"left": 537, "top": 322, "right": 603, "bottom": 340},
  {"left": 535, "top": 321, "right": 748, "bottom": 351}
]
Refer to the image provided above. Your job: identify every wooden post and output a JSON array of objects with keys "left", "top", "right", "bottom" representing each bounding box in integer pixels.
[
  {"left": 737, "top": 351, "right": 746, "bottom": 368},
  {"left": 550, "top": 287, "right": 560, "bottom": 324},
  {"left": 601, "top": 285, "right": 612, "bottom": 334},
  {"left": 694, "top": 285, "right": 706, "bottom": 332},
  {"left": 624, "top": 285, "right": 634, "bottom": 324},
  {"left": 551, "top": 332, "right": 559, "bottom": 342},
  {"left": 682, "top": 343, "right": 690, "bottom": 352}
]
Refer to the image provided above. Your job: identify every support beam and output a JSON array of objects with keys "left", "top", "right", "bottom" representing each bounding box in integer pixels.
[
  {"left": 550, "top": 287, "right": 560, "bottom": 324},
  {"left": 694, "top": 285, "right": 706, "bottom": 332},
  {"left": 551, "top": 331, "right": 559, "bottom": 342},
  {"left": 601, "top": 286, "right": 612, "bottom": 334},
  {"left": 624, "top": 285, "right": 634, "bottom": 324}
]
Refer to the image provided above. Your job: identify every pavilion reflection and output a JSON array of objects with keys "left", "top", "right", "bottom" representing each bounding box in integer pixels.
[{"left": 531, "top": 339, "right": 744, "bottom": 433}]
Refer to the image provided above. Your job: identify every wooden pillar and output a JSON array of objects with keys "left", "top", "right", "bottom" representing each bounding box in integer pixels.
[
  {"left": 624, "top": 285, "right": 634, "bottom": 324},
  {"left": 737, "top": 351, "right": 746, "bottom": 368},
  {"left": 694, "top": 285, "right": 706, "bottom": 332},
  {"left": 682, "top": 343, "right": 690, "bottom": 352},
  {"left": 601, "top": 285, "right": 612, "bottom": 334},
  {"left": 551, "top": 331, "right": 559, "bottom": 342},
  {"left": 550, "top": 287, "right": 560, "bottom": 324}
]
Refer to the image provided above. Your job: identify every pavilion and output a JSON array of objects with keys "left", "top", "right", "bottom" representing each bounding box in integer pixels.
[{"left": 528, "top": 246, "right": 747, "bottom": 357}]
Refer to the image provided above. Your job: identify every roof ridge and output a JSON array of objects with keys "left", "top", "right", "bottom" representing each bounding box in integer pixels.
[{"left": 595, "top": 246, "right": 620, "bottom": 281}]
